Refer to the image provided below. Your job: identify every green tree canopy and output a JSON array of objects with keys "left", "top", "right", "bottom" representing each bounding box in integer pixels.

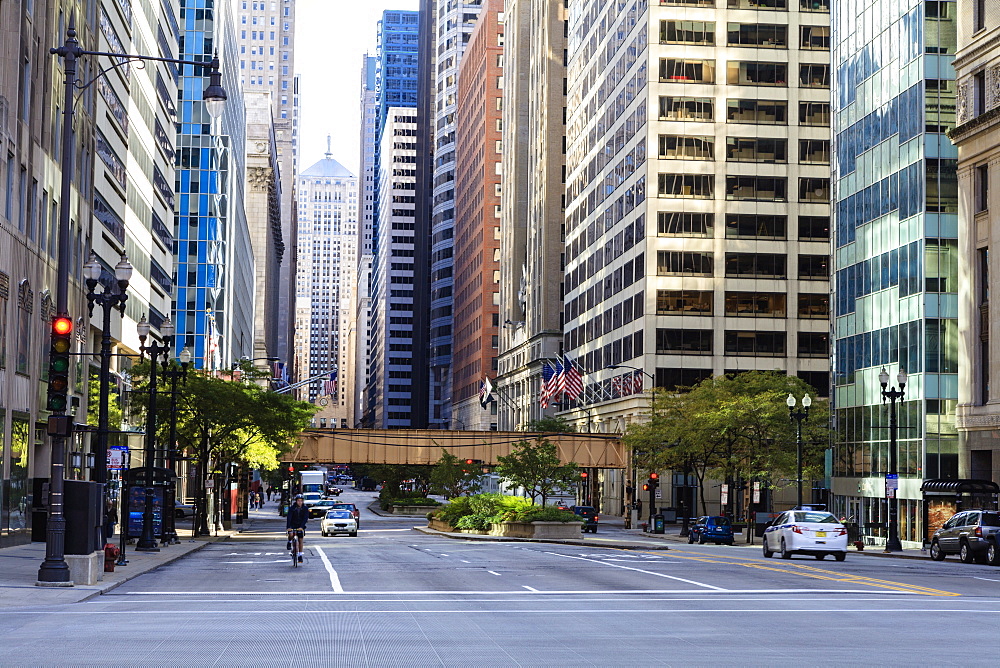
[
  {"left": 429, "top": 448, "right": 484, "bottom": 499},
  {"left": 524, "top": 416, "right": 577, "bottom": 433},
  {"left": 495, "top": 438, "right": 579, "bottom": 505}
]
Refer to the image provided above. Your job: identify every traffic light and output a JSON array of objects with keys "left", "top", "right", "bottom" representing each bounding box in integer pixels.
[
  {"left": 642, "top": 483, "right": 650, "bottom": 492},
  {"left": 46, "top": 316, "right": 73, "bottom": 412},
  {"left": 649, "top": 472, "right": 658, "bottom": 480},
  {"left": 580, "top": 471, "right": 588, "bottom": 479},
  {"left": 647, "top": 476, "right": 659, "bottom": 492}
]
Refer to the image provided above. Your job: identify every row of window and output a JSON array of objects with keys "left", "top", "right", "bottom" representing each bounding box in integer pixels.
[
  {"left": 658, "top": 135, "right": 830, "bottom": 163},
  {"left": 658, "top": 174, "right": 830, "bottom": 202},
  {"left": 660, "top": 59, "right": 830, "bottom": 87},
  {"left": 657, "top": 251, "right": 829, "bottom": 280},
  {"left": 662, "top": 0, "right": 829, "bottom": 10},
  {"left": 655, "top": 328, "right": 829, "bottom": 358},
  {"left": 658, "top": 212, "right": 829, "bottom": 240},
  {"left": 660, "top": 22, "right": 830, "bottom": 50},
  {"left": 660, "top": 97, "right": 830, "bottom": 126},
  {"left": 657, "top": 289, "right": 829, "bottom": 319}
]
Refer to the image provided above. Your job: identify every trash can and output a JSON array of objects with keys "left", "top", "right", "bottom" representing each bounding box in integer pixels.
[{"left": 652, "top": 513, "right": 665, "bottom": 534}]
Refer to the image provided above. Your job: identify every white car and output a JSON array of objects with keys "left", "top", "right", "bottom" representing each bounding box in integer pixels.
[
  {"left": 762, "top": 510, "right": 848, "bottom": 561},
  {"left": 321, "top": 510, "right": 358, "bottom": 537},
  {"left": 301, "top": 492, "right": 323, "bottom": 507}
]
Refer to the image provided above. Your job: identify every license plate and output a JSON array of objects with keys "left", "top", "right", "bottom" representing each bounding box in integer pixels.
[{"left": 816, "top": 531, "right": 827, "bottom": 537}]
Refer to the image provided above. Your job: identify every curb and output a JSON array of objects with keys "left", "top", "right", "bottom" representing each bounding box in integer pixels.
[
  {"left": 366, "top": 500, "right": 435, "bottom": 518},
  {"left": 413, "top": 525, "right": 671, "bottom": 550}
]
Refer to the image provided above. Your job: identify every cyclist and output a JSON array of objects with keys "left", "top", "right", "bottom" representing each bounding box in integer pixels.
[{"left": 286, "top": 493, "right": 309, "bottom": 563}]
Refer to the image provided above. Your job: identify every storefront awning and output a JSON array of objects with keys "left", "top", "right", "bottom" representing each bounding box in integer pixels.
[{"left": 920, "top": 479, "right": 1000, "bottom": 495}]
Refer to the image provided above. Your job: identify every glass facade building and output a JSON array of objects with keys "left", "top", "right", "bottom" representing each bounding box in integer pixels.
[{"left": 830, "top": 0, "right": 958, "bottom": 544}]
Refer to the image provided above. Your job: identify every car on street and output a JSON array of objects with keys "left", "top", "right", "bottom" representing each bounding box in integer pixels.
[
  {"left": 763, "top": 510, "right": 848, "bottom": 560},
  {"left": 688, "top": 516, "right": 734, "bottom": 545},
  {"left": 930, "top": 509, "right": 1000, "bottom": 564},
  {"left": 553, "top": 500, "right": 570, "bottom": 511},
  {"left": 302, "top": 492, "right": 323, "bottom": 507},
  {"left": 326, "top": 487, "right": 342, "bottom": 497},
  {"left": 320, "top": 510, "right": 358, "bottom": 537},
  {"left": 174, "top": 501, "right": 194, "bottom": 518},
  {"left": 570, "top": 505, "right": 598, "bottom": 533},
  {"left": 329, "top": 502, "right": 361, "bottom": 528},
  {"left": 308, "top": 499, "right": 339, "bottom": 519}
]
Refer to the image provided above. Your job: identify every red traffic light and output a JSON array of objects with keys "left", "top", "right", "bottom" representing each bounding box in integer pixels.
[
  {"left": 580, "top": 471, "right": 588, "bottom": 479},
  {"left": 465, "top": 459, "right": 475, "bottom": 465},
  {"left": 53, "top": 316, "right": 72, "bottom": 335},
  {"left": 642, "top": 483, "right": 650, "bottom": 492},
  {"left": 649, "top": 472, "right": 658, "bottom": 480}
]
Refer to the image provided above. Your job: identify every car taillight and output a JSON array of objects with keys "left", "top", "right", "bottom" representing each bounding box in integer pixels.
[
  {"left": 593, "top": 516, "right": 599, "bottom": 522},
  {"left": 836, "top": 527, "right": 848, "bottom": 536},
  {"left": 975, "top": 526, "right": 983, "bottom": 537},
  {"left": 792, "top": 525, "right": 804, "bottom": 534}
]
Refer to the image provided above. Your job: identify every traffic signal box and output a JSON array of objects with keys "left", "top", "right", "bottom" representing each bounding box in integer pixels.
[{"left": 47, "top": 316, "right": 73, "bottom": 412}]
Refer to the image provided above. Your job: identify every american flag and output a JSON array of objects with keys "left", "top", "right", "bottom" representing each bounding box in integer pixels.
[
  {"left": 560, "top": 356, "right": 584, "bottom": 400},
  {"left": 611, "top": 375, "right": 623, "bottom": 397},
  {"left": 323, "top": 371, "right": 337, "bottom": 396},
  {"left": 539, "top": 360, "right": 561, "bottom": 407},
  {"left": 633, "top": 369, "right": 645, "bottom": 394}
]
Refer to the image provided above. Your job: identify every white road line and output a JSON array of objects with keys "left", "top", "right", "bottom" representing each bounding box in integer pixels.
[
  {"left": 486, "top": 571, "right": 501, "bottom": 576},
  {"left": 440, "top": 554, "right": 449, "bottom": 557},
  {"left": 314, "top": 546, "right": 344, "bottom": 593},
  {"left": 522, "top": 585, "right": 539, "bottom": 592},
  {"left": 544, "top": 552, "right": 726, "bottom": 591},
  {"left": 973, "top": 577, "right": 1000, "bottom": 582},
  {"left": 460, "top": 560, "right": 470, "bottom": 563},
  {"left": 124, "top": 588, "right": 927, "bottom": 596},
  {"left": 8, "top": 608, "right": 995, "bottom": 615}
]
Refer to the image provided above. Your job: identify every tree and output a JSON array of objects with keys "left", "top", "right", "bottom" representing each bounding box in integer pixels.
[
  {"left": 524, "top": 416, "right": 577, "bottom": 433},
  {"left": 495, "top": 438, "right": 579, "bottom": 505},
  {"left": 623, "top": 371, "right": 829, "bottom": 515},
  {"left": 86, "top": 377, "right": 123, "bottom": 432},
  {"left": 429, "top": 449, "right": 483, "bottom": 499}
]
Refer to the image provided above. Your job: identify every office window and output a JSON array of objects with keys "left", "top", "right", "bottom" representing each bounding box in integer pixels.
[
  {"left": 725, "top": 214, "right": 786, "bottom": 239},
  {"left": 655, "top": 367, "right": 713, "bottom": 391},
  {"left": 656, "top": 329, "right": 713, "bottom": 354},
  {"left": 659, "top": 135, "right": 715, "bottom": 160},
  {"left": 925, "top": 239, "right": 958, "bottom": 292},
  {"left": 727, "top": 99, "right": 787, "bottom": 124},
  {"left": 799, "top": 64, "right": 830, "bottom": 87},
  {"left": 725, "top": 253, "right": 786, "bottom": 278},
  {"left": 658, "top": 173, "right": 714, "bottom": 198},
  {"left": 727, "top": 61, "right": 787, "bottom": 86},
  {"left": 799, "top": 102, "right": 830, "bottom": 126},
  {"left": 800, "top": 26, "right": 830, "bottom": 49},
  {"left": 799, "top": 177, "right": 829, "bottom": 202},
  {"left": 658, "top": 212, "right": 714, "bottom": 237},
  {"left": 660, "top": 21, "right": 715, "bottom": 45},
  {"left": 726, "top": 137, "right": 787, "bottom": 163},
  {"left": 976, "top": 164, "right": 989, "bottom": 213},
  {"left": 724, "top": 292, "right": 786, "bottom": 317},
  {"left": 798, "top": 255, "right": 829, "bottom": 280},
  {"left": 799, "top": 139, "right": 830, "bottom": 163},
  {"left": 800, "top": 0, "right": 829, "bottom": 10},
  {"left": 656, "top": 290, "right": 714, "bottom": 314},
  {"left": 729, "top": 0, "right": 786, "bottom": 5},
  {"left": 0, "top": 273, "right": 6, "bottom": 367},
  {"left": 727, "top": 23, "right": 787, "bottom": 47},
  {"left": 798, "top": 216, "right": 830, "bottom": 240},
  {"left": 663, "top": 0, "right": 714, "bottom": 5},
  {"left": 974, "top": 0, "right": 986, "bottom": 32},
  {"left": 725, "top": 331, "right": 786, "bottom": 356},
  {"left": 975, "top": 70, "right": 987, "bottom": 116},
  {"left": 726, "top": 176, "right": 787, "bottom": 201},
  {"left": 657, "top": 251, "right": 714, "bottom": 276},
  {"left": 798, "top": 332, "right": 829, "bottom": 358},
  {"left": 660, "top": 59, "right": 716, "bottom": 83},
  {"left": 797, "top": 293, "right": 829, "bottom": 319},
  {"left": 659, "top": 96, "right": 714, "bottom": 121}
]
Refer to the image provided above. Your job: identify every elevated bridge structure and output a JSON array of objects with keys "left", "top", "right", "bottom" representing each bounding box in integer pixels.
[{"left": 289, "top": 429, "right": 625, "bottom": 468}]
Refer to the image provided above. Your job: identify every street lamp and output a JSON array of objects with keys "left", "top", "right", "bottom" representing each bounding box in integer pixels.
[
  {"left": 39, "top": 17, "right": 228, "bottom": 584},
  {"left": 159, "top": 347, "right": 191, "bottom": 545},
  {"left": 879, "top": 367, "right": 907, "bottom": 553},
  {"left": 135, "top": 315, "right": 174, "bottom": 552},
  {"left": 84, "top": 250, "right": 132, "bottom": 548},
  {"left": 786, "top": 393, "right": 812, "bottom": 509}
]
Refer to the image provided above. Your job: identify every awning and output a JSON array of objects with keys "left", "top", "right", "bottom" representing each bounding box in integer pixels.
[{"left": 920, "top": 479, "right": 1000, "bottom": 495}]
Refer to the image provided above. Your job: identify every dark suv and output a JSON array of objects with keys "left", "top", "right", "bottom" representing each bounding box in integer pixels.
[
  {"left": 571, "top": 506, "right": 599, "bottom": 533},
  {"left": 930, "top": 510, "right": 1000, "bottom": 565}
]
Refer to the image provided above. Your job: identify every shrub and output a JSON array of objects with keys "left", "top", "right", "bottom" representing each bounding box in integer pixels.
[
  {"left": 513, "top": 507, "right": 583, "bottom": 523},
  {"left": 455, "top": 514, "right": 492, "bottom": 531},
  {"left": 436, "top": 495, "right": 473, "bottom": 526},
  {"left": 383, "top": 497, "right": 441, "bottom": 507}
]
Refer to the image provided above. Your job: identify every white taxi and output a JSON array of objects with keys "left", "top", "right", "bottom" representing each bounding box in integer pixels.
[
  {"left": 320, "top": 509, "right": 358, "bottom": 537},
  {"left": 762, "top": 510, "right": 848, "bottom": 561}
]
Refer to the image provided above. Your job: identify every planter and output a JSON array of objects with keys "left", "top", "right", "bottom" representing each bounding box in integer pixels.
[
  {"left": 428, "top": 518, "right": 455, "bottom": 532},
  {"left": 490, "top": 521, "right": 583, "bottom": 539},
  {"left": 391, "top": 505, "right": 438, "bottom": 515}
]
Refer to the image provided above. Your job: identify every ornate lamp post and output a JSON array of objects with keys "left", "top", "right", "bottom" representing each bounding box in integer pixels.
[
  {"left": 84, "top": 252, "right": 132, "bottom": 546},
  {"left": 879, "top": 367, "right": 907, "bottom": 553},
  {"left": 159, "top": 347, "right": 191, "bottom": 545},
  {"left": 135, "top": 315, "right": 174, "bottom": 551},
  {"left": 786, "top": 393, "right": 812, "bottom": 509}
]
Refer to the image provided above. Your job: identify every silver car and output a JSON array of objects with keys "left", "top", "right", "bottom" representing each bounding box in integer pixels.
[{"left": 930, "top": 510, "right": 1000, "bottom": 564}]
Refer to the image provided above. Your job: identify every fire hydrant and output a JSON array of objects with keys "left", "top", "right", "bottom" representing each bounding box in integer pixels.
[{"left": 104, "top": 543, "right": 120, "bottom": 572}]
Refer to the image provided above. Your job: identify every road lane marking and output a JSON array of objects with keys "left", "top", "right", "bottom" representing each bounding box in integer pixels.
[
  {"left": 973, "top": 577, "right": 1000, "bottom": 582},
  {"left": 121, "top": 588, "right": 930, "bottom": 596},
  {"left": 13, "top": 608, "right": 999, "bottom": 615},
  {"left": 314, "top": 546, "right": 344, "bottom": 593},
  {"left": 460, "top": 560, "right": 470, "bottom": 563},
  {"left": 522, "top": 586, "right": 539, "bottom": 592},
  {"left": 487, "top": 571, "right": 501, "bottom": 576},
  {"left": 544, "top": 552, "right": 726, "bottom": 591}
]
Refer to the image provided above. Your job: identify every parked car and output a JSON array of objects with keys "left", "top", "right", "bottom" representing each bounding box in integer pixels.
[
  {"left": 321, "top": 510, "right": 358, "bottom": 537},
  {"left": 308, "top": 499, "right": 339, "bottom": 519},
  {"left": 570, "top": 505, "right": 599, "bottom": 533},
  {"left": 554, "top": 500, "right": 570, "bottom": 511},
  {"left": 688, "top": 516, "right": 735, "bottom": 545},
  {"left": 763, "top": 510, "right": 848, "bottom": 561},
  {"left": 174, "top": 501, "right": 195, "bottom": 519},
  {"left": 329, "top": 502, "right": 360, "bottom": 528},
  {"left": 930, "top": 510, "right": 1000, "bottom": 564}
]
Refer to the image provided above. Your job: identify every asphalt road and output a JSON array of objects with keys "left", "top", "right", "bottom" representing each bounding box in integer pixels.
[{"left": 1, "top": 489, "right": 999, "bottom": 666}]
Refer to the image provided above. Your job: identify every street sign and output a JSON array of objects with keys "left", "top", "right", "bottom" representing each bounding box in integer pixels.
[
  {"left": 720, "top": 483, "right": 729, "bottom": 506},
  {"left": 752, "top": 481, "right": 761, "bottom": 504},
  {"left": 108, "top": 445, "right": 128, "bottom": 470},
  {"left": 655, "top": 488, "right": 662, "bottom": 499},
  {"left": 885, "top": 473, "right": 898, "bottom": 499}
]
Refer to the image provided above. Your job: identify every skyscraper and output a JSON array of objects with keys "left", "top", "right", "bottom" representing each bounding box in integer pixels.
[
  {"left": 830, "top": 0, "right": 957, "bottom": 545},
  {"left": 354, "top": 54, "right": 378, "bottom": 427},
  {"left": 560, "top": 0, "right": 832, "bottom": 438},
  {"left": 174, "top": 0, "right": 255, "bottom": 368},
  {"left": 234, "top": 0, "right": 299, "bottom": 368}
]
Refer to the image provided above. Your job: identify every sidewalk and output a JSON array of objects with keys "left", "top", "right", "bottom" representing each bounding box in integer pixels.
[{"left": 0, "top": 517, "right": 250, "bottom": 608}]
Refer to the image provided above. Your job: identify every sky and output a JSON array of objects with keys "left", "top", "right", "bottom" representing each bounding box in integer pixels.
[{"left": 295, "top": 0, "right": 419, "bottom": 176}]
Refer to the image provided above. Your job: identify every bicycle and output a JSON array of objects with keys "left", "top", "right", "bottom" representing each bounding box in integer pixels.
[{"left": 288, "top": 528, "right": 304, "bottom": 567}]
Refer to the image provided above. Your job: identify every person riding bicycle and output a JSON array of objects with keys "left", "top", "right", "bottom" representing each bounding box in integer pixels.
[{"left": 286, "top": 494, "right": 308, "bottom": 563}]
